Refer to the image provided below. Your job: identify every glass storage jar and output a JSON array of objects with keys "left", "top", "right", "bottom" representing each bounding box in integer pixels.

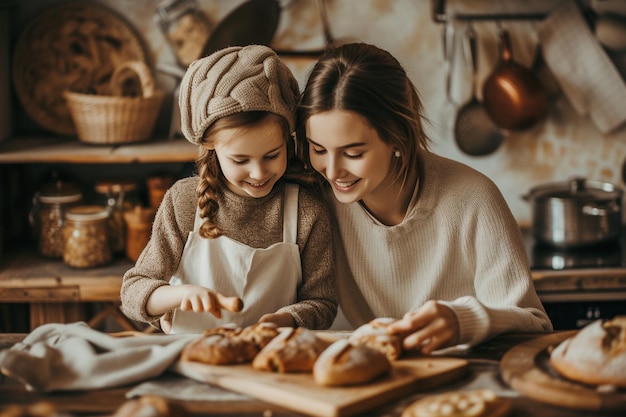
[
  {"left": 156, "top": 0, "right": 212, "bottom": 66},
  {"left": 62, "top": 205, "right": 112, "bottom": 268},
  {"left": 94, "top": 180, "right": 140, "bottom": 254},
  {"left": 30, "top": 180, "right": 83, "bottom": 258},
  {"left": 124, "top": 206, "right": 156, "bottom": 262}
]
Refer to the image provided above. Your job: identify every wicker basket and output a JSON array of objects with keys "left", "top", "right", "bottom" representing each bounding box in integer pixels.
[{"left": 64, "top": 61, "right": 164, "bottom": 145}]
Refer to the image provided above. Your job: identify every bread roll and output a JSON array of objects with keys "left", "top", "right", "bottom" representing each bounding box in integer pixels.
[
  {"left": 181, "top": 322, "right": 279, "bottom": 365},
  {"left": 401, "top": 389, "right": 510, "bottom": 417},
  {"left": 349, "top": 317, "right": 403, "bottom": 361},
  {"left": 252, "top": 327, "right": 330, "bottom": 373},
  {"left": 549, "top": 316, "right": 626, "bottom": 387},
  {"left": 313, "top": 338, "right": 391, "bottom": 386},
  {"left": 111, "top": 395, "right": 189, "bottom": 417}
]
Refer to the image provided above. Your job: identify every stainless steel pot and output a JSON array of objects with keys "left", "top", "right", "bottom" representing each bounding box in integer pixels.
[{"left": 524, "top": 178, "right": 623, "bottom": 248}]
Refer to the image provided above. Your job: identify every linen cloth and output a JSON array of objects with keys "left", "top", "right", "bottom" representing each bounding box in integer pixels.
[{"left": 0, "top": 322, "right": 199, "bottom": 392}]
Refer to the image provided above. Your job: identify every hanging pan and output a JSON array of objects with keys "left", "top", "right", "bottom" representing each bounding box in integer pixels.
[
  {"left": 454, "top": 23, "right": 505, "bottom": 156},
  {"left": 200, "top": 0, "right": 281, "bottom": 57},
  {"left": 482, "top": 27, "right": 549, "bottom": 131}
]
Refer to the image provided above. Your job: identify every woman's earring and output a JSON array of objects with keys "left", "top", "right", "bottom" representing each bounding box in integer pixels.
[{"left": 394, "top": 150, "right": 401, "bottom": 158}]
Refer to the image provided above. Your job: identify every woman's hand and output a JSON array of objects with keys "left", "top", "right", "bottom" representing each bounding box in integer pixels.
[
  {"left": 387, "top": 300, "right": 459, "bottom": 354},
  {"left": 258, "top": 312, "right": 296, "bottom": 328}
]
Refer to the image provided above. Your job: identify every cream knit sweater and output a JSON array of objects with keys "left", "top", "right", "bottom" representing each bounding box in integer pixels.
[{"left": 333, "top": 152, "right": 553, "bottom": 346}]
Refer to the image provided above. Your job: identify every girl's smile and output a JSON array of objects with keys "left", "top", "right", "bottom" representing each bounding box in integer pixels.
[{"left": 211, "top": 119, "right": 287, "bottom": 198}]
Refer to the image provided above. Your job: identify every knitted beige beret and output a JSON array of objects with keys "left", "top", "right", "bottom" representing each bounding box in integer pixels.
[{"left": 179, "top": 45, "right": 300, "bottom": 145}]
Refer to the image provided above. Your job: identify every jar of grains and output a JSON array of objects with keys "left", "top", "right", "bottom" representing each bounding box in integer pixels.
[
  {"left": 156, "top": 0, "right": 212, "bottom": 66},
  {"left": 62, "top": 205, "right": 112, "bottom": 268},
  {"left": 94, "top": 180, "right": 140, "bottom": 254},
  {"left": 30, "top": 180, "right": 83, "bottom": 258}
]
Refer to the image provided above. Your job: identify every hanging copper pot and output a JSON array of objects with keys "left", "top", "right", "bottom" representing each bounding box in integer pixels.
[{"left": 482, "top": 28, "right": 549, "bottom": 131}]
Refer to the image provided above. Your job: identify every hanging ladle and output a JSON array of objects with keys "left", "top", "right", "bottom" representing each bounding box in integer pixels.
[{"left": 454, "top": 23, "right": 506, "bottom": 156}]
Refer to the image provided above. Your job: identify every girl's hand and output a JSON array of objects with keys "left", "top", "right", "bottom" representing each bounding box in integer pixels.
[
  {"left": 178, "top": 285, "right": 226, "bottom": 318},
  {"left": 258, "top": 312, "right": 296, "bottom": 328},
  {"left": 386, "top": 300, "right": 459, "bottom": 354},
  {"left": 160, "top": 312, "right": 173, "bottom": 334}
]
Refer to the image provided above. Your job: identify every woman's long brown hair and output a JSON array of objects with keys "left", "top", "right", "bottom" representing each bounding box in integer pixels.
[{"left": 295, "top": 42, "right": 431, "bottom": 194}]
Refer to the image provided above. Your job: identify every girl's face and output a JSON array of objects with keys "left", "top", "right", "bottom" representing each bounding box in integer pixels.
[
  {"left": 210, "top": 118, "right": 287, "bottom": 198},
  {"left": 305, "top": 110, "right": 396, "bottom": 206}
]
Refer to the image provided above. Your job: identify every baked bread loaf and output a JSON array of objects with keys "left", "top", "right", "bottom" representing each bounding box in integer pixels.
[
  {"left": 181, "top": 322, "right": 279, "bottom": 365},
  {"left": 401, "top": 389, "right": 510, "bottom": 417},
  {"left": 349, "top": 317, "right": 403, "bottom": 361},
  {"left": 111, "top": 395, "right": 189, "bottom": 417},
  {"left": 313, "top": 338, "right": 391, "bottom": 386},
  {"left": 252, "top": 327, "right": 330, "bottom": 373},
  {"left": 549, "top": 316, "right": 626, "bottom": 387}
]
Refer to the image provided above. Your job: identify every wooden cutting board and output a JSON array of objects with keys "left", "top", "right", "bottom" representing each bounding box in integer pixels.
[
  {"left": 500, "top": 331, "right": 626, "bottom": 412},
  {"left": 172, "top": 355, "right": 468, "bottom": 417}
]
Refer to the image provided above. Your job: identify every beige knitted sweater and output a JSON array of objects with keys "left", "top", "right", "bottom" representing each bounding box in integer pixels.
[
  {"left": 120, "top": 177, "right": 337, "bottom": 330},
  {"left": 333, "top": 152, "right": 553, "bottom": 346}
]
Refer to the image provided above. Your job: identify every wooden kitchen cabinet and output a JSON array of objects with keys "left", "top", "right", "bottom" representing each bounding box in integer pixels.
[{"left": 0, "top": 135, "right": 197, "bottom": 332}]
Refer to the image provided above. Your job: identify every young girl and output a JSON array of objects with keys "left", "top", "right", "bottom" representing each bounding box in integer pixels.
[
  {"left": 296, "top": 42, "right": 552, "bottom": 352},
  {"left": 121, "top": 45, "right": 337, "bottom": 333}
]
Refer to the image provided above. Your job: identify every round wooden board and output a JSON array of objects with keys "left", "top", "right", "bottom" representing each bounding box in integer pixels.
[
  {"left": 500, "top": 330, "right": 626, "bottom": 412},
  {"left": 13, "top": 1, "right": 148, "bottom": 136}
]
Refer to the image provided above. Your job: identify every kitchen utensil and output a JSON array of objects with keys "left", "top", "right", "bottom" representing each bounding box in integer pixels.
[
  {"left": 501, "top": 331, "right": 626, "bottom": 412},
  {"left": 174, "top": 354, "right": 468, "bottom": 417},
  {"left": 199, "top": 0, "right": 280, "bottom": 57},
  {"left": 523, "top": 177, "right": 623, "bottom": 248},
  {"left": 594, "top": 12, "right": 626, "bottom": 51},
  {"left": 454, "top": 23, "right": 505, "bottom": 156},
  {"left": 482, "top": 27, "right": 549, "bottom": 131},
  {"left": 200, "top": 0, "right": 334, "bottom": 58},
  {"left": 12, "top": 1, "right": 148, "bottom": 136}
]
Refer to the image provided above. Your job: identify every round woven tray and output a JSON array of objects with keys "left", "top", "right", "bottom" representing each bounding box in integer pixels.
[{"left": 13, "top": 1, "right": 148, "bottom": 136}]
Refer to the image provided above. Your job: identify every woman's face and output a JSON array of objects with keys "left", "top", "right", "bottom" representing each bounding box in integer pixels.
[
  {"left": 209, "top": 118, "right": 287, "bottom": 198},
  {"left": 305, "top": 110, "right": 396, "bottom": 205}
]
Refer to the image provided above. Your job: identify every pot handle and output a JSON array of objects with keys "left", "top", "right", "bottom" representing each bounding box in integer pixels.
[{"left": 582, "top": 202, "right": 621, "bottom": 216}]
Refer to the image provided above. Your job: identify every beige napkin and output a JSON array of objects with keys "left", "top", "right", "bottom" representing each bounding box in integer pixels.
[{"left": 0, "top": 322, "right": 199, "bottom": 392}]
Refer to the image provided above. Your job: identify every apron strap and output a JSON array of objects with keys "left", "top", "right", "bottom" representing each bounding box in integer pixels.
[{"left": 282, "top": 183, "right": 299, "bottom": 244}]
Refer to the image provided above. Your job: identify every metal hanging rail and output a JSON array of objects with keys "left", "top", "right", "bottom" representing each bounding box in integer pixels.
[{"left": 432, "top": 0, "right": 561, "bottom": 23}]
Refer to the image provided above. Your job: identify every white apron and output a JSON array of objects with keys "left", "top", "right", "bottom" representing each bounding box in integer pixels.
[{"left": 169, "top": 184, "right": 302, "bottom": 333}]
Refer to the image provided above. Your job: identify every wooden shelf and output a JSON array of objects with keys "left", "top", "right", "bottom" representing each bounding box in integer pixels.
[
  {"left": 0, "top": 247, "right": 142, "bottom": 331},
  {"left": 0, "top": 248, "right": 130, "bottom": 303},
  {"left": 0, "top": 136, "right": 198, "bottom": 164}
]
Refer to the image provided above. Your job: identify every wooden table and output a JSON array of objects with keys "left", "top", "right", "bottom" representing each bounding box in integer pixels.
[
  {"left": 0, "top": 332, "right": 621, "bottom": 417},
  {"left": 0, "top": 249, "right": 138, "bottom": 332}
]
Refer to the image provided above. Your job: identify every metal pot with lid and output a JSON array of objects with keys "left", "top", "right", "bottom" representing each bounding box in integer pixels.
[{"left": 524, "top": 177, "right": 623, "bottom": 248}]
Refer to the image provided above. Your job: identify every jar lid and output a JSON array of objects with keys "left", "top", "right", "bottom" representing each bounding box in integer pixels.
[
  {"left": 95, "top": 179, "right": 138, "bottom": 194},
  {"left": 38, "top": 180, "right": 82, "bottom": 204},
  {"left": 66, "top": 205, "right": 110, "bottom": 221},
  {"left": 527, "top": 178, "right": 623, "bottom": 202}
]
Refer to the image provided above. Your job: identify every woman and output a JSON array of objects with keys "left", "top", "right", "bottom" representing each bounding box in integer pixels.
[{"left": 295, "top": 42, "right": 552, "bottom": 353}]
